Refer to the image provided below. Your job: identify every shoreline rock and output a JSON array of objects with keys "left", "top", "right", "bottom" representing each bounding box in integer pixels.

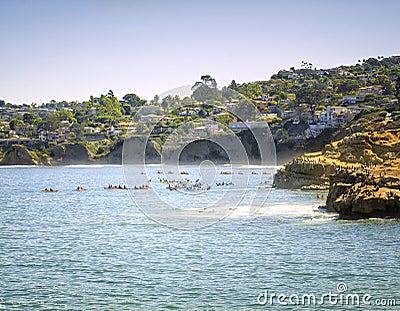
[
  {"left": 0, "top": 145, "right": 38, "bottom": 165},
  {"left": 274, "top": 129, "right": 400, "bottom": 220}
]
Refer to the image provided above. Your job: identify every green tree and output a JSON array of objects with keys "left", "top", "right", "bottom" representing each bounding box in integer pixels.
[
  {"left": 151, "top": 95, "right": 160, "bottom": 105},
  {"left": 395, "top": 76, "right": 400, "bottom": 106},
  {"left": 123, "top": 104, "right": 132, "bottom": 115},
  {"left": 215, "top": 113, "right": 236, "bottom": 126},
  {"left": 38, "top": 113, "right": 61, "bottom": 131},
  {"left": 123, "top": 93, "right": 146, "bottom": 107},
  {"left": 200, "top": 75, "right": 217, "bottom": 87},
  {"left": 23, "top": 113, "right": 34, "bottom": 125},
  {"left": 191, "top": 75, "right": 222, "bottom": 103},
  {"left": 99, "top": 95, "right": 123, "bottom": 123},
  {"left": 229, "top": 80, "right": 238, "bottom": 90},
  {"left": 70, "top": 123, "right": 84, "bottom": 140},
  {"left": 239, "top": 83, "right": 263, "bottom": 99},
  {"left": 57, "top": 109, "right": 74, "bottom": 122},
  {"left": 160, "top": 95, "right": 175, "bottom": 112},
  {"left": 370, "top": 74, "right": 394, "bottom": 95},
  {"left": 9, "top": 119, "right": 24, "bottom": 130},
  {"left": 336, "top": 79, "right": 360, "bottom": 94},
  {"left": 295, "top": 83, "right": 326, "bottom": 105}
]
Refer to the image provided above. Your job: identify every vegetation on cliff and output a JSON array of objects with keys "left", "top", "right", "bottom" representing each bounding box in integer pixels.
[{"left": 1, "top": 55, "right": 399, "bottom": 165}]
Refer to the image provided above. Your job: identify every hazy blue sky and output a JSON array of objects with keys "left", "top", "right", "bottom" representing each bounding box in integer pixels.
[{"left": 1, "top": 0, "right": 399, "bottom": 104}]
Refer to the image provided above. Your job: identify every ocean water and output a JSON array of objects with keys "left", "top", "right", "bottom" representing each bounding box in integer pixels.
[{"left": 0, "top": 166, "right": 399, "bottom": 310}]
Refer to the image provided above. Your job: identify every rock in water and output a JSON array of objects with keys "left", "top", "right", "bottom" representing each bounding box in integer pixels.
[{"left": 274, "top": 129, "right": 400, "bottom": 219}]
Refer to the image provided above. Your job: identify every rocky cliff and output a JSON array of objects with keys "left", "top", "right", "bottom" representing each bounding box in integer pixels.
[
  {"left": 274, "top": 129, "right": 400, "bottom": 219},
  {"left": 51, "top": 143, "right": 90, "bottom": 165},
  {"left": 273, "top": 154, "right": 334, "bottom": 189},
  {"left": 0, "top": 145, "right": 38, "bottom": 165},
  {"left": 103, "top": 136, "right": 161, "bottom": 164}
]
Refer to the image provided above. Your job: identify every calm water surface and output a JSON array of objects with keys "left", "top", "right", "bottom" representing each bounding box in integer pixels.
[{"left": 0, "top": 166, "right": 399, "bottom": 310}]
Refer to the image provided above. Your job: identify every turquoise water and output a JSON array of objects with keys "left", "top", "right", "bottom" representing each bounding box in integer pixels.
[{"left": 0, "top": 166, "right": 399, "bottom": 310}]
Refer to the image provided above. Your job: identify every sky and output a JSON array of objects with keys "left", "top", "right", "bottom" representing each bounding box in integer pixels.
[{"left": 0, "top": 0, "right": 399, "bottom": 104}]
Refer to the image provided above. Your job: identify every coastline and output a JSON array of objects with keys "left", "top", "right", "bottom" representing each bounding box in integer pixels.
[{"left": 274, "top": 129, "right": 400, "bottom": 220}]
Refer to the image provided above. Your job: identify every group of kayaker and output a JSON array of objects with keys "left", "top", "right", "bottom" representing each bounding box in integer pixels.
[
  {"left": 219, "top": 171, "right": 269, "bottom": 175},
  {"left": 166, "top": 179, "right": 210, "bottom": 191},
  {"left": 104, "top": 184, "right": 130, "bottom": 190},
  {"left": 215, "top": 181, "right": 234, "bottom": 186},
  {"left": 41, "top": 188, "right": 58, "bottom": 193},
  {"left": 156, "top": 171, "right": 188, "bottom": 175}
]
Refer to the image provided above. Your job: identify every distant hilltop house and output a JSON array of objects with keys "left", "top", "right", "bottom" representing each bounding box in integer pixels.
[
  {"left": 83, "top": 126, "right": 101, "bottom": 133},
  {"left": 179, "top": 109, "right": 198, "bottom": 117},
  {"left": 316, "top": 70, "right": 330, "bottom": 77},
  {"left": 117, "top": 123, "right": 135, "bottom": 130},
  {"left": 358, "top": 85, "right": 384, "bottom": 95},
  {"left": 316, "top": 67, "right": 353, "bottom": 77},
  {"left": 383, "top": 99, "right": 400, "bottom": 111},
  {"left": 341, "top": 94, "right": 366, "bottom": 105},
  {"left": 140, "top": 114, "right": 162, "bottom": 123},
  {"left": 82, "top": 126, "right": 105, "bottom": 141},
  {"left": 39, "top": 130, "right": 70, "bottom": 143},
  {"left": 0, "top": 121, "right": 11, "bottom": 132},
  {"left": 309, "top": 105, "right": 362, "bottom": 137},
  {"left": 187, "top": 123, "right": 222, "bottom": 138},
  {"left": 341, "top": 85, "right": 384, "bottom": 105},
  {"left": 287, "top": 73, "right": 299, "bottom": 79},
  {"left": 267, "top": 105, "right": 297, "bottom": 120},
  {"left": 224, "top": 101, "right": 239, "bottom": 112},
  {"left": 0, "top": 137, "right": 36, "bottom": 148},
  {"left": 106, "top": 126, "right": 122, "bottom": 137}
]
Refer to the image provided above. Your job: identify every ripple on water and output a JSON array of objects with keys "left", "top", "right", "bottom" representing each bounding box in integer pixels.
[{"left": 0, "top": 166, "right": 399, "bottom": 310}]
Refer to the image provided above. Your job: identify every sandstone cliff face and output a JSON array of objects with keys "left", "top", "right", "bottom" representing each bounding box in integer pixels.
[
  {"left": 50, "top": 143, "right": 90, "bottom": 165},
  {"left": 0, "top": 145, "right": 37, "bottom": 165},
  {"left": 325, "top": 170, "right": 400, "bottom": 219},
  {"left": 273, "top": 156, "right": 333, "bottom": 189},
  {"left": 106, "top": 136, "right": 161, "bottom": 164},
  {"left": 274, "top": 129, "right": 400, "bottom": 219},
  {"left": 327, "top": 182, "right": 400, "bottom": 219},
  {"left": 177, "top": 140, "right": 229, "bottom": 164}
]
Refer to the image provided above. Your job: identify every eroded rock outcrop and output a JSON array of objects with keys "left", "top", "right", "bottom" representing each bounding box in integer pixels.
[
  {"left": 50, "top": 143, "right": 90, "bottom": 165},
  {"left": 274, "top": 129, "right": 400, "bottom": 219},
  {"left": 326, "top": 170, "right": 400, "bottom": 219},
  {"left": 104, "top": 136, "right": 161, "bottom": 164},
  {"left": 273, "top": 154, "right": 333, "bottom": 189},
  {"left": 333, "top": 185, "right": 400, "bottom": 219},
  {"left": 0, "top": 145, "right": 38, "bottom": 165}
]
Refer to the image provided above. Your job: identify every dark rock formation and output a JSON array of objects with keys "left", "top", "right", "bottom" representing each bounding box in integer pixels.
[
  {"left": 273, "top": 157, "right": 334, "bottom": 189},
  {"left": 275, "top": 129, "right": 400, "bottom": 219},
  {"left": 0, "top": 145, "right": 37, "bottom": 165},
  {"left": 326, "top": 176, "right": 400, "bottom": 219},
  {"left": 51, "top": 143, "right": 90, "bottom": 165},
  {"left": 109, "top": 136, "right": 161, "bottom": 164},
  {"left": 178, "top": 140, "right": 229, "bottom": 164}
]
